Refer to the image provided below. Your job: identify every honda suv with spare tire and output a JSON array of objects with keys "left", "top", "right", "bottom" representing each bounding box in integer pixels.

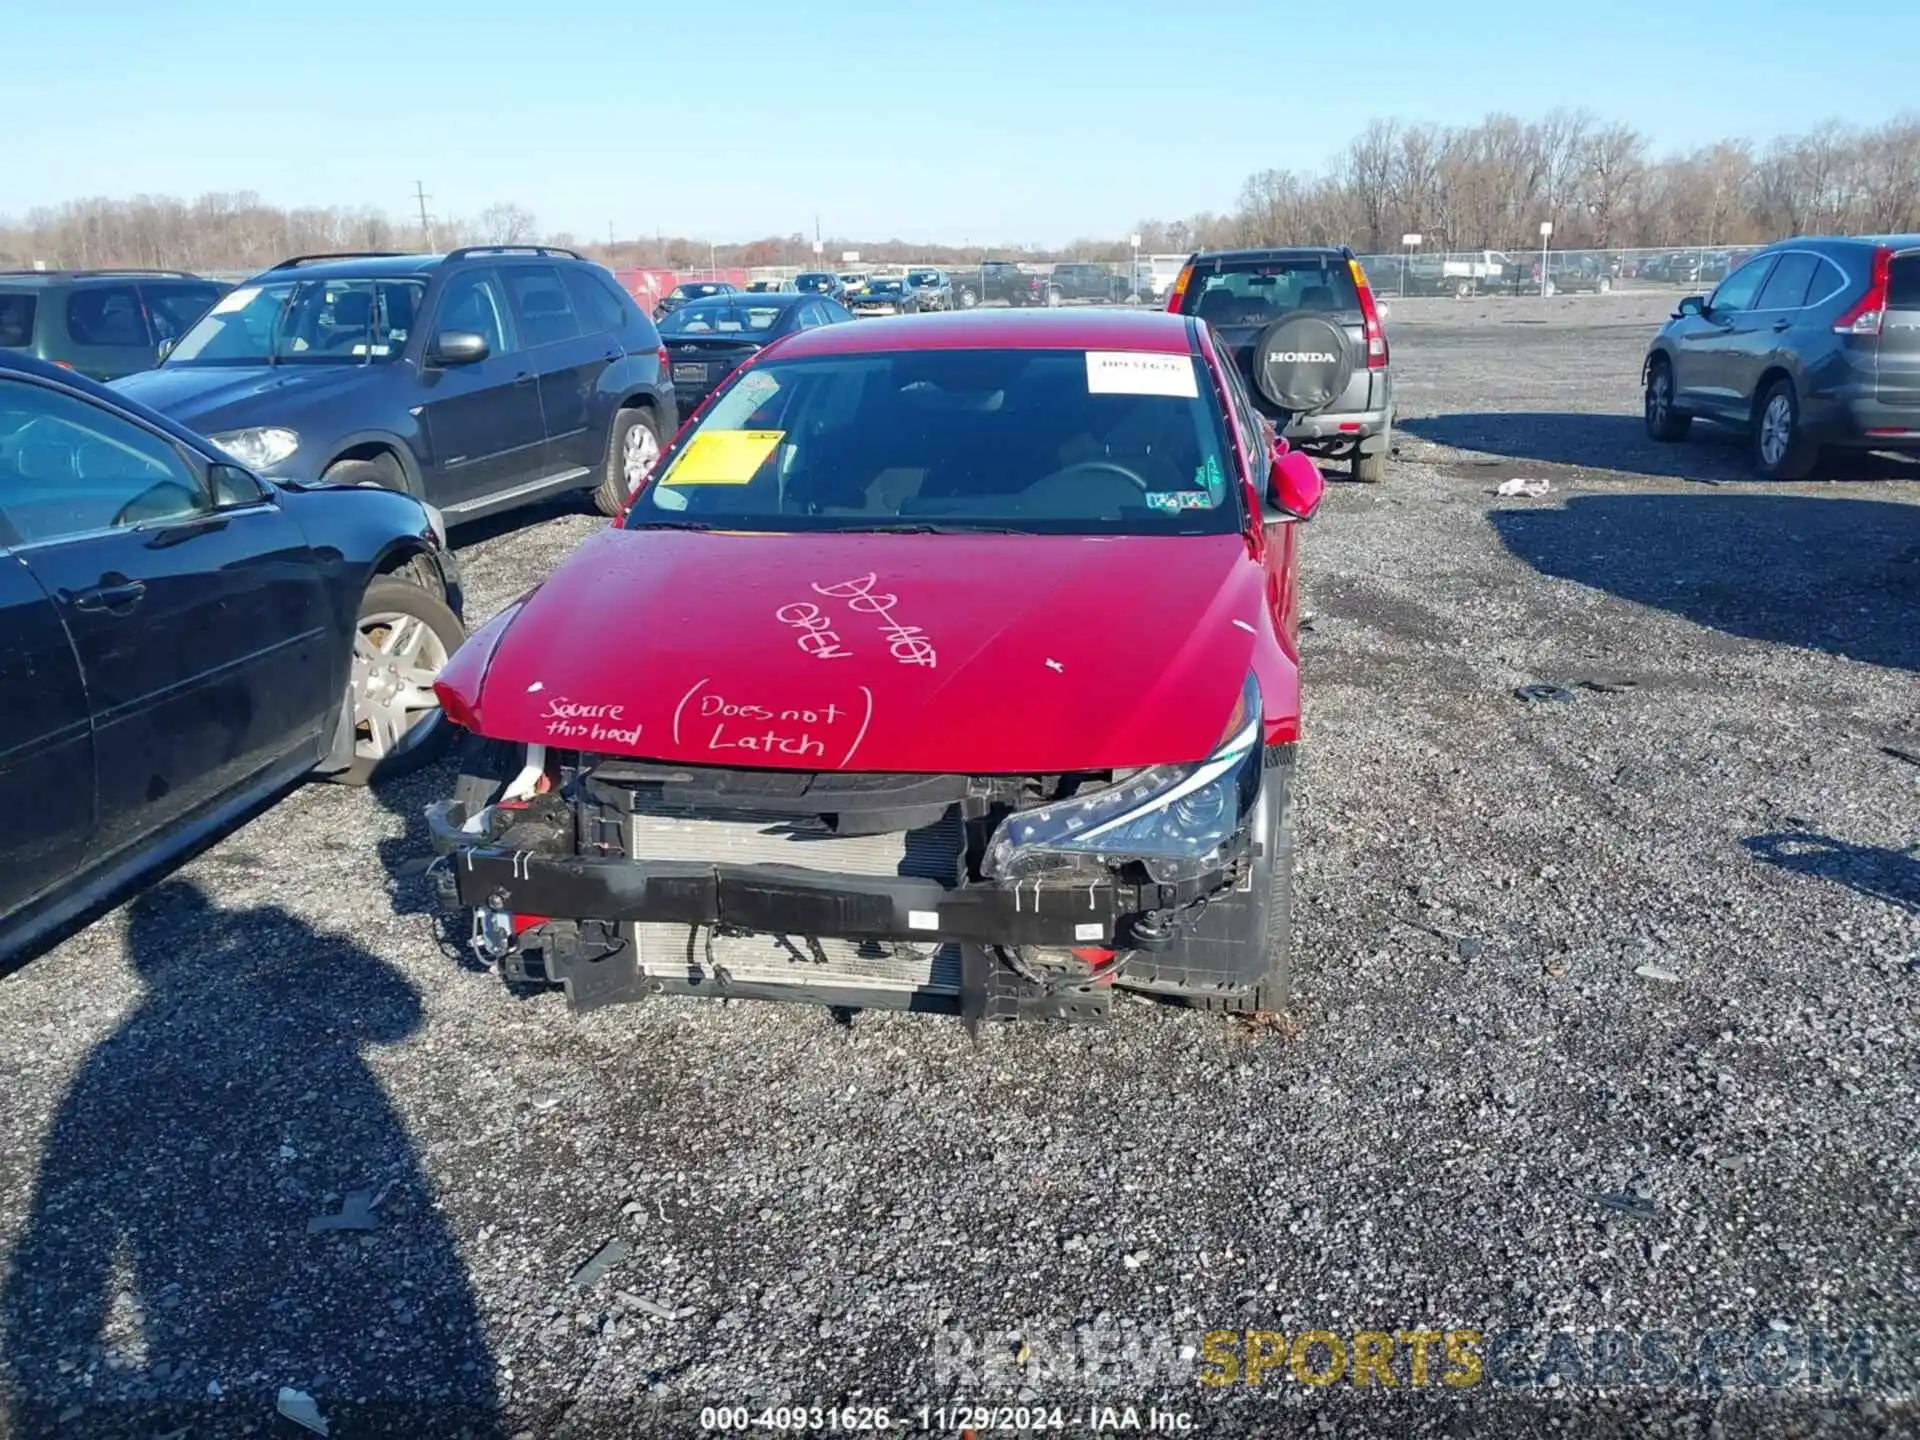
[
  {"left": 421, "top": 308, "right": 1325, "bottom": 1025},
  {"left": 1642, "top": 235, "right": 1920, "bottom": 479},
  {"left": 110, "top": 246, "right": 677, "bottom": 522},
  {"left": 0, "top": 350, "right": 465, "bottom": 963},
  {"left": 1167, "top": 246, "right": 1393, "bottom": 483}
]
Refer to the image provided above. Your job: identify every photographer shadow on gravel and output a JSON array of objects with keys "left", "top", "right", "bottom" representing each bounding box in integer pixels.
[
  {"left": 1744, "top": 831, "right": 1920, "bottom": 915},
  {"left": 1491, "top": 492, "right": 1920, "bottom": 672},
  {"left": 1, "top": 881, "right": 502, "bottom": 1439}
]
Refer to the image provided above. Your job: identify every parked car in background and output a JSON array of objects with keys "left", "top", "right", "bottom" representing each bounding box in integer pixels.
[
  {"left": 1541, "top": 254, "right": 1616, "bottom": 294},
  {"left": 949, "top": 260, "right": 1047, "bottom": 309},
  {"left": 850, "top": 276, "right": 920, "bottom": 317},
  {"left": 905, "top": 268, "right": 952, "bottom": 310},
  {"left": 659, "top": 291, "right": 851, "bottom": 413},
  {"left": 425, "top": 308, "right": 1326, "bottom": 1023},
  {"left": 0, "top": 350, "right": 465, "bottom": 963},
  {"left": 1045, "top": 263, "right": 1132, "bottom": 306},
  {"left": 112, "top": 246, "right": 677, "bottom": 519},
  {"left": 744, "top": 278, "right": 797, "bottom": 294},
  {"left": 0, "top": 269, "right": 233, "bottom": 382},
  {"left": 654, "top": 280, "right": 739, "bottom": 320},
  {"left": 838, "top": 272, "right": 872, "bottom": 304},
  {"left": 1169, "top": 245, "right": 1393, "bottom": 482},
  {"left": 794, "top": 271, "right": 848, "bottom": 302},
  {"left": 1643, "top": 235, "right": 1920, "bottom": 479}
]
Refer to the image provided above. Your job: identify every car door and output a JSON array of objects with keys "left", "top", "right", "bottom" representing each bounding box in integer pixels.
[
  {"left": 1682, "top": 255, "right": 1777, "bottom": 417},
  {"left": 414, "top": 265, "right": 549, "bottom": 513},
  {"left": 502, "top": 263, "right": 607, "bottom": 479},
  {"left": 62, "top": 282, "right": 155, "bottom": 382},
  {"left": 140, "top": 280, "right": 228, "bottom": 363},
  {"left": 0, "top": 500, "right": 93, "bottom": 918},
  {"left": 0, "top": 375, "right": 332, "bottom": 864},
  {"left": 1736, "top": 251, "right": 1824, "bottom": 404}
]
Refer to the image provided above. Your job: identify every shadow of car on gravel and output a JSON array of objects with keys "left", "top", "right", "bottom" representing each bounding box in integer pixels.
[
  {"left": 1491, "top": 493, "right": 1920, "bottom": 672},
  {"left": 1406, "top": 412, "right": 1920, "bottom": 484},
  {"left": 1, "top": 881, "right": 502, "bottom": 1439},
  {"left": 1744, "top": 830, "right": 1920, "bottom": 915}
]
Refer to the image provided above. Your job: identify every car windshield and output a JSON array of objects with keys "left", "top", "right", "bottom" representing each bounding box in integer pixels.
[
  {"left": 868, "top": 280, "right": 903, "bottom": 294},
  {"left": 674, "top": 283, "right": 726, "bottom": 299},
  {"left": 795, "top": 273, "right": 834, "bottom": 291},
  {"left": 907, "top": 271, "right": 939, "bottom": 285},
  {"left": 1179, "top": 257, "right": 1360, "bottom": 329},
  {"left": 626, "top": 346, "right": 1239, "bottom": 537},
  {"left": 165, "top": 277, "right": 426, "bottom": 365},
  {"left": 660, "top": 300, "right": 788, "bottom": 335}
]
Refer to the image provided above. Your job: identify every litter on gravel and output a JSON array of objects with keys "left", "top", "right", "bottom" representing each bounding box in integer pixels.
[
  {"left": 276, "top": 1386, "right": 330, "bottom": 1436},
  {"left": 570, "top": 1236, "right": 633, "bottom": 1289},
  {"left": 1514, "top": 683, "right": 1579, "bottom": 702},
  {"left": 1634, "top": 963, "right": 1684, "bottom": 983},
  {"left": 1496, "top": 476, "right": 1553, "bottom": 497}
]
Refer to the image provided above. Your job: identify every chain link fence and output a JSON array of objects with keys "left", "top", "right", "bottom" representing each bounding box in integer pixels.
[{"left": 1355, "top": 244, "right": 1767, "bottom": 298}]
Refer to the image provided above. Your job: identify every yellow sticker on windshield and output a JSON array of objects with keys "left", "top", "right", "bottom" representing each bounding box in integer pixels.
[{"left": 662, "top": 429, "right": 784, "bottom": 486}]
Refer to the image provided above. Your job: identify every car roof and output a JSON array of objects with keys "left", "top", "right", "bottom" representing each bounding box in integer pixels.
[
  {"left": 0, "top": 269, "right": 215, "bottom": 289},
  {"left": 773, "top": 308, "right": 1194, "bottom": 357},
  {"left": 1187, "top": 245, "right": 1351, "bottom": 263},
  {"left": 679, "top": 291, "right": 806, "bottom": 307}
]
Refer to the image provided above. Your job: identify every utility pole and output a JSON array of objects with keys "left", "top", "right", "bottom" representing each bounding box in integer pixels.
[{"left": 412, "top": 180, "right": 435, "bottom": 249}]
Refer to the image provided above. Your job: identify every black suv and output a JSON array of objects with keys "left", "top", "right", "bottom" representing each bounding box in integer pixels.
[
  {"left": 0, "top": 269, "right": 232, "bottom": 382},
  {"left": 1168, "top": 245, "right": 1394, "bottom": 482},
  {"left": 112, "top": 247, "right": 677, "bottom": 521}
]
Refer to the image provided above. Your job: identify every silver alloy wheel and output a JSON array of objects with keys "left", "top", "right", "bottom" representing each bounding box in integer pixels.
[
  {"left": 1647, "top": 369, "right": 1671, "bottom": 426},
  {"left": 1760, "top": 392, "right": 1793, "bottom": 467},
  {"left": 622, "top": 420, "right": 661, "bottom": 490},
  {"left": 350, "top": 611, "right": 451, "bottom": 763}
]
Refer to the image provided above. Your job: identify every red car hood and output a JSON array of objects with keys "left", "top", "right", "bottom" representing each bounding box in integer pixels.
[{"left": 440, "top": 527, "right": 1266, "bottom": 773}]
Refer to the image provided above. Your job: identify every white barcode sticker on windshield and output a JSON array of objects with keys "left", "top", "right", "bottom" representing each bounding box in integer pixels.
[{"left": 1085, "top": 350, "right": 1199, "bottom": 398}]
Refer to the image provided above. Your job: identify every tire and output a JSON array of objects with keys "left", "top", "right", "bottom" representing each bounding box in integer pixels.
[
  {"left": 596, "top": 406, "right": 663, "bottom": 516},
  {"left": 1045, "top": 287, "right": 1063, "bottom": 308},
  {"left": 957, "top": 287, "right": 978, "bottom": 309},
  {"left": 1541, "top": 280, "right": 1556, "bottom": 298},
  {"left": 1352, "top": 445, "right": 1386, "bottom": 484},
  {"left": 1119, "top": 748, "right": 1295, "bottom": 1014},
  {"left": 1644, "top": 357, "right": 1691, "bottom": 442},
  {"left": 1453, "top": 279, "right": 1473, "bottom": 299},
  {"left": 328, "top": 578, "right": 464, "bottom": 788},
  {"left": 323, "top": 455, "right": 405, "bottom": 492},
  {"left": 1752, "top": 377, "right": 1818, "bottom": 481},
  {"left": 1598, "top": 277, "right": 1613, "bottom": 294}
]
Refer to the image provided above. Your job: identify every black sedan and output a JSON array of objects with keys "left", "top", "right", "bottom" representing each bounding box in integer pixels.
[
  {"left": 0, "top": 351, "right": 465, "bottom": 963},
  {"left": 653, "top": 279, "right": 739, "bottom": 320},
  {"left": 849, "top": 277, "right": 920, "bottom": 317},
  {"left": 658, "top": 292, "right": 852, "bottom": 409}
]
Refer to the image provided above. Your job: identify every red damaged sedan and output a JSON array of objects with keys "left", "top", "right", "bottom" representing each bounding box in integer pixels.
[{"left": 427, "top": 308, "right": 1323, "bottom": 1023}]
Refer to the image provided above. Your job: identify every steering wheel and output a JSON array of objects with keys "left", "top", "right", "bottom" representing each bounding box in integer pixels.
[
  {"left": 111, "top": 479, "right": 203, "bottom": 529},
  {"left": 1038, "top": 459, "right": 1152, "bottom": 493}
]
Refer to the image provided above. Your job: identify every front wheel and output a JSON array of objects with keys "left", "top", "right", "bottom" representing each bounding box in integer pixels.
[
  {"left": 1644, "top": 358, "right": 1691, "bottom": 442},
  {"left": 328, "top": 578, "right": 464, "bottom": 787},
  {"left": 1045, "top": 287, "right": 1063, "bottom": 308},
  {"left": 957, "top": 287, "right": 979, "bottom": 309},
  {"left": 596, "top": 407, "right": 663, "bottom": 516}
]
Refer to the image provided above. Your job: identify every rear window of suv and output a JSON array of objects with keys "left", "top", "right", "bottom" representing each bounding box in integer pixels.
[
  {"left": 0, "top": 294, "right": 35, "bottom": 349},
  {"left": 1178, "top": 255, "right": 1360, "bottom": 329},
  {"left": 1889, "top": 251, "right": 1920, "bottom": 309}
]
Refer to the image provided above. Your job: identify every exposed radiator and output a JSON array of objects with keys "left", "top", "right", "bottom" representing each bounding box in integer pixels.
[{"left": 624, "top": 807, "right": 966, "bottom": 997}]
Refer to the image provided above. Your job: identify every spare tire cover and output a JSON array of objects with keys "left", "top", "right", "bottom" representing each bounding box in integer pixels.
[{"left": 1251, "top": 313, "right": 1354, "bottom": 413}]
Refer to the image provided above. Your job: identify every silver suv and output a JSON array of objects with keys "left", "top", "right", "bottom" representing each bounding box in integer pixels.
[
  {"left": 1168, "top": 246, "right": 1393, "bottom": 482},
  {"left": 1642, "top": 235, "right": 1920, "bottom": 479}
]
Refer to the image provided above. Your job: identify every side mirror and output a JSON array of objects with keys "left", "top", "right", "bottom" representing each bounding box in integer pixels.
[
  {"left": 429, "top": 330, "right": 489, "bottom": 366},
  {"left": 1677, "top": 295, "right": 1705, "bottom": 318},
  {"left": 210, "top": 462, "right": 270, "bottom": 507},
  {"left": 156, "top": 337, "right": 175, "bottom": 362},
  {"left": 1267, "top": 444, "right": 1324, "bottom": 522}
]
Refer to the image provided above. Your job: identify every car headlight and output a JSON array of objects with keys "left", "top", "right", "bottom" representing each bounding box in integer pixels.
[
  {"left": 209, "top": 427, "right": 299, "bottom": 470},
  {"left": 984, "top": 674, "right": 1263, "bottom": 884}
]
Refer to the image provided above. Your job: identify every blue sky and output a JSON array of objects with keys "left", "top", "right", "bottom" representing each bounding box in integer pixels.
[{"left": 8, "top": 0, "right": 1915, "bottom": 246}]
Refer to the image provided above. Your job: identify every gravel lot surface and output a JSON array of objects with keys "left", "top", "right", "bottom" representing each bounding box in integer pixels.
[{"left": 3, "top": 298, "right": 1917, "bottom": 1439}]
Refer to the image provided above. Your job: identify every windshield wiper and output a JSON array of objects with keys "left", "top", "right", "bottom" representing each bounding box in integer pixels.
[
  {"left": 625, "top": 519, "right": 717, "bottom": 531},
  {"left": 839, "top": 522, "right": 1028, "bottom": 535}
]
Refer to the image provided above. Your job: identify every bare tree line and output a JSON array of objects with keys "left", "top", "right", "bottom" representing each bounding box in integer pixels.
[{"left": 4, "top": 109, "right": 1917, "bottom": 275}]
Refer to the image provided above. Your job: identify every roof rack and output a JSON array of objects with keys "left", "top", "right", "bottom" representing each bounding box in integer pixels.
[
  {"left": 443, "top": 244, "right": 585, "bottom": 262},
  {"left": 0, "top": 267, "right": 203, "bottom": 280},
  {"left": 268, "top": 251, "right": 413, "bottom": 270}
]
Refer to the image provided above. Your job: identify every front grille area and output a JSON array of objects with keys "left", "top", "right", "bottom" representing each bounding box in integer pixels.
[{"left": 624, "top": 806, "right": 967, "bottom": 997}]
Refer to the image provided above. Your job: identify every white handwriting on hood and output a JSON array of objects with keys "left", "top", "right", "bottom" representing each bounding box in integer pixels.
[
  {"left": 542, "top": 697, "right": 641, "bottom": 745},
  {"left": 811, "top": 574, "right": 937, "bottom": 668},
  {"left": 774, "top": 601, "right": 852, "bottom": 660}
]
